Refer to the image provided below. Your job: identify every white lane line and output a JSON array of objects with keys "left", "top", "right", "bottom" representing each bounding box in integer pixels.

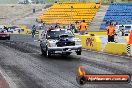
[
  {"left": 34, "top": 40, "right": 40, "bottom": 42},
  {"left": 82, "top": 49, "right": 87, "bottom": 51},
  {"left": 120, "top": 56, "right": 124, "bottom": 57},
  {"left": 0, "top": 66, "right": 17, "bottom": 88},
  {"left": 114, "top": 55, "right": 119, "bottom": 56},
  {"left": 34, "top": 40, "right": 38, "bottom": 42}
]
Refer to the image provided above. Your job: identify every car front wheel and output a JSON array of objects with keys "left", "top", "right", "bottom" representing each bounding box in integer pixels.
[
  {"left": 7, "top": 36, "right": 10, "bottom": 40},
  {"left": 46, "top": 48, "right": 51, "bottom": 57},
  {"left": 76, "top": 51, "right": 81, "bottom": 55},
  {"left": 66, "top": 52, "right": 71, "bottom": 56}
]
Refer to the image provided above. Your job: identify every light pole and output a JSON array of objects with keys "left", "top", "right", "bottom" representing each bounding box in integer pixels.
[{"left": 70, "top": 6, "right": 73, "bottom": 24}]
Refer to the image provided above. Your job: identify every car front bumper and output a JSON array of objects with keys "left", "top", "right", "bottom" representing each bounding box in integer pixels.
[{"left": 48, "top": 45, "right": 82, "bottom": 54}]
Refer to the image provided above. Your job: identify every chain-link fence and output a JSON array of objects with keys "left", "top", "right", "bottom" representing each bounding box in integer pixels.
[{"left": 0, "top": 0, "right": 132, "bottom": 4}]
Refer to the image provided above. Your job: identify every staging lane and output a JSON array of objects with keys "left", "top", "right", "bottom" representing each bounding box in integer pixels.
[{"left": 0, "top": 38, "right": 132, "bottom": 88}]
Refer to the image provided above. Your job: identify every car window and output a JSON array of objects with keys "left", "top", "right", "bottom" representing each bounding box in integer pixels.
[{"left": 47, "top": 29, "right": 74, "bottom": 39}]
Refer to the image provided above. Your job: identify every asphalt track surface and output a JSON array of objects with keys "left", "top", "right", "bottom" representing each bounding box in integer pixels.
[{"left": 0, "top": 34, "right": 132, "bottom": 88}]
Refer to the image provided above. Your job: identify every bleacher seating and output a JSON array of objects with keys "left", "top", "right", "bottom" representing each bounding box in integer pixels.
[
  {"left": 38, "top": 2, "right": 101, "bottom": 25},
  {"left": 100, "top": 3, "right": 132, "bottom": 30}
]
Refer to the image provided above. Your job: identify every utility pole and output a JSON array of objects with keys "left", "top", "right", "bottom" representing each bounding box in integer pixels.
[{"left": 70, "top": 6, "right": 73, "bottom": 24}]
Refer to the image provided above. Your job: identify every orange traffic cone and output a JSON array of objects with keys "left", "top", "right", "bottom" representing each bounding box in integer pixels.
[{"left": 128, "top": 30, "right": 132, "bottom": 44}]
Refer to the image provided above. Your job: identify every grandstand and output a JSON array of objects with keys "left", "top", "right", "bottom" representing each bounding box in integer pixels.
[
  {"left": 39, "top": 2, "right": 101, "bottom": 26},
  {"left": 100, "top": 3, "right": 132, "bottom": 30}
]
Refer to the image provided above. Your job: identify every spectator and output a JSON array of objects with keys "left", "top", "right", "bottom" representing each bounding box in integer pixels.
[
  {"left": 49, "top": 26, "right": 54, "bottom": 30},
  {"left": 55, "top": 23, "right": 60, "bottom": 28},
  {"left": 120, "top": 25, "right": 125, "bottom": 36},
  {"left": 106, "top": 21, "right": 109, "bottom": 25},
  {"left": 4, "top": 26, "right": 8, "bottom": 31},
  {"left": 75, "top": 21, "right": 79, "bottom": 32},
  {"left": 32, "top": 25, "right": 36, "bottom": 38},
  {"left": 43, "top": 23, "right": 46, "bottom": 29},
  {"left": 121, "top": 29, "right": 125, "bottom": 36},
  {"left": 79, "top": 20, "right": 87, "bottom": 35},
  {"left": 55, "top": 1, "right": 57, "bottom": 3},
  {"left": 38, "top": 22, "right": 45, "bottom": 30},
  {"left": 18, "top": 29, "right": 21, "bottom": 34},
  {"left": 75, "top": 20, "right": 79, "bottom": 25},
  {"left": 63, "top": 25, "right": 66, "bottom": 28},
  {"left": 65, "top": 25, "right": 69, "bottom": 29},
  {"left": 107, "top": 22, "right": 115, "bottom": 42},
  {"left": 70, "top": 24, "right": 78, "bottom": 33},
  {"left": 38, "top": 23, "right": 42, "bottom": 30},
  {"left": 33, "top": 7, "right": 36, "bottom": 13},
  {"left": 116, "top": 22, "right": 118, "bottom": 25}
]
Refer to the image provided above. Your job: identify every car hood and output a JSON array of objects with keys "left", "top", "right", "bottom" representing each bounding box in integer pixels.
[{"left": 48, "top": 37, "right": 80, "bottom": 43}]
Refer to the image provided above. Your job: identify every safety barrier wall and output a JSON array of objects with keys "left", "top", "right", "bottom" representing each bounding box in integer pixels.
[
  {"left": 125, "top": 36, "right": 129, "bottom": 43},
  {"left": 75, "top": 34, "right": 102, "bottom": 51},
  {"left": 127, "top": 44, "right": 132, "bottom": 56},
  {"left": 104, "top": 42, "right": 127, "bottom": 55},
  {"left": 76, "top": 34, "right": 129, "bottom": 56},
  {"left": 88, "top": 31, "right": 107, "bottom": 35}
]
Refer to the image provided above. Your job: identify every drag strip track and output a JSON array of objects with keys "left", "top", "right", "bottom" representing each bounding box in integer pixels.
[
  {"left": 0, "top": 41, "right": 132, "bottom": 88},
  {"left": 0, "top": 41, "right": 40, "bottom": 53},
  {"left": 1, "top": 41, "right": 132, "bottom": 74}
]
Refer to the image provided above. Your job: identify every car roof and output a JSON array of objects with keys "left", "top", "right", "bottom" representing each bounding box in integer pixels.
[{"left": 47, "top": 28, "right": 68, "bottom": 32}]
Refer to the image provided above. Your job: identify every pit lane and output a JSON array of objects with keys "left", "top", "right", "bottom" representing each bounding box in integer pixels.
[{"left": 0, "top": 34, "right": 132, "bottom": 88}]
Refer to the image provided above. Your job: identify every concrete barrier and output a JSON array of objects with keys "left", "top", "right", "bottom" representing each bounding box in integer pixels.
[
  {"left": 76, "top": 34, "right": 102, "bottom": 51},
  {"left": 104, "top": 42, "right": 127, "bottom": 55},
  {"left": 76, "top": 34, "right": 129, "bottom": 56},
  {"left": 125, "top": 36, "right": 129, "bottom": 43},
  {"left": 126, "top": 44, "right": 132, "bottom": 56}
]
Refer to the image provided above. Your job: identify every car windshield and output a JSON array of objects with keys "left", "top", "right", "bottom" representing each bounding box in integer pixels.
[{"left": 47, "top": 29, "right": 74, "bottom": 39}]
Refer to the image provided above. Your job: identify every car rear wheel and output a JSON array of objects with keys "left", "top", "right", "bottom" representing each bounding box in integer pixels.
[
  {"left": 40, "top": 45, "right": 46, "bottom": 56},
  {"left": 76, "top": 51, "right": 81, "bottom": 55}
]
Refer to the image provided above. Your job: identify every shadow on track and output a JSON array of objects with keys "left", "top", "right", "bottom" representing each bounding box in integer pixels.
[{"left": 38, "top": 54, "right": 80, "bottom": 62}]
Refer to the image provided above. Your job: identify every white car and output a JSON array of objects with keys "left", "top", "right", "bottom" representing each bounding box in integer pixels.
[
  {"left": 115, "top": 24, "right": 132, "bottom": 36},
  {"left": 39, "top": 28, "right": 82, "bottom": 57},
  {"left": 0, "top": 29, "right": 10, "bottom": 40}
]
